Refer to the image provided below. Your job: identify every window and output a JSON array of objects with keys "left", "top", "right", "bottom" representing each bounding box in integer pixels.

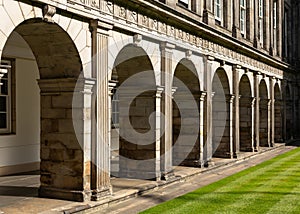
[
  {"left": 215, "top": 0, "right": 223, "bottom": 24},
  {"left": 240, "top": 0, "right": 246, "bottom": 36},
  {"left": 178, "top": 0, "right": 189, "bottom": 8},
  {"left": 111, "top": 89, "right": 119, "bottom": 128},
  {"left": 0, "top": 60, "right": 11, "bottom": 133},
  {"left": 273, "top": 1, "right": 277, "bottom": 52},
  {"left": 258, "top": 0, "right": 263, "bottom": 45}
]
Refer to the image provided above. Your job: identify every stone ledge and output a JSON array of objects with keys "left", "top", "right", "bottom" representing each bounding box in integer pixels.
[{"left": 39, "top": 186, "right": 91, "bottom": 202}]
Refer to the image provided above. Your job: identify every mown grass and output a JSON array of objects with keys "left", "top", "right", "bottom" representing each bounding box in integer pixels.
[{"left": 141, "top": 147, "right": 300, "bottom": 214}]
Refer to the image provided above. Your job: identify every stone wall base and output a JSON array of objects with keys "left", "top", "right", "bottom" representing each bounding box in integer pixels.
[{"left": 39, "top": 186, "right": 91, "bottom": 202}]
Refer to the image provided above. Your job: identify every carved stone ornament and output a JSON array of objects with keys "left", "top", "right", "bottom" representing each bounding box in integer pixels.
[{"left": 43, "top": 5, "right": 56, "bottom": 23}]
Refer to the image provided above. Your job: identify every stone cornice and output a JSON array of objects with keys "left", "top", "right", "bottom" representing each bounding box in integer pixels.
[{"left": 32, "top": 0, "right": 294, "bottom": 79}]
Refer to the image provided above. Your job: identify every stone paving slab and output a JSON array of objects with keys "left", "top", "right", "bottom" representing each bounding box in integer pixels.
[{"left": 0, "top": 143, "right": 295, "bottom": 214}]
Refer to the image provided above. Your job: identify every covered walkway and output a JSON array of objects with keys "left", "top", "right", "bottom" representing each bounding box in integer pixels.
[{"left": 0, "top": 143, "right": 290, "bottom": 214}]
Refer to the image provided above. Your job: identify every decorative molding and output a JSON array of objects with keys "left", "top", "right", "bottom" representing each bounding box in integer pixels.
[
  {"left": 43, "top": 5, "right": 56, "bottom": 23},
  {"left": 65, "top": 0, "right": 287, "bottom": 79},
  {"left": 133, "top": 34, "right": 142, "bottom": 46}
]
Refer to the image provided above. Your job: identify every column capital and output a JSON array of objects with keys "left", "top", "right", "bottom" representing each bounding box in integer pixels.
[
  {"left": 160, "top": 42, "right": 176, "bottom": 51},
  {"left": 226, "top": 94, "right": 235, "bottom": 103},
  {"left": 108, "top": 80, "right": 118, "bottom": 95},
  {"left": 206, "top": 55, "right": 215, "bottom": 61},
  {"left": 89, "top": 19, "right": 114, "bottom": 34},
  {"left": 156, "top": 86, "right": 164, "bottom": 98},
  {"left": 200, "top": 91, "right": 207, "bottom": 101},
  {"left": 233, "top": 64, "right": 242, "bottom": 70},
  {"left": 253, "top": 71, "right": 262, "bottom": 76}
]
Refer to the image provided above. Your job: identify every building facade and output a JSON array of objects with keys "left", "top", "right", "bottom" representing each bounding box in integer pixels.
[{"left": 0, "top": 0, "right": 299, "bottom": 201}]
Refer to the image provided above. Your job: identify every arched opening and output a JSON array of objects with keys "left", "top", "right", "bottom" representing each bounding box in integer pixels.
[
  {"left": 111, "top": 45, "right": 157, "bottom": 179},
  {"left": 0, "top": 19, "right": 88, "bottom": 201},
  {"left": 212, "top": 68, "right": 231, "bottom": 158},
  {"left": 285, "top": 85, "right": 293, "bottom": 140},
  {"left": 259, "top": 79, "right": 269, "bottom": 147},
  {"left": 172, "top": 59, "right": 200, "bottom": 166},
  {"left": 239, "top": 75, "right": 253, "bottom": 151},
  {"left": 274, "top": 83, "right": 283, "bottom": 142}
]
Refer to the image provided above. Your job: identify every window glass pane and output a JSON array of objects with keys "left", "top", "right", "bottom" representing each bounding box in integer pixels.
[
  {"left": 0, "top": 113, "right": 7, "bottom": 129},
  {"left": 1, "top": 80, "right": 8, "bottom": 95},
  {"left": 0, "top": 96, "right": 6, "bottom": 112}
]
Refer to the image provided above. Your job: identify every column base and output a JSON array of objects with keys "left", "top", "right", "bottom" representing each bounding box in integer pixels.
[
  {"left": 39, "top": 186, "right": 91, "bottom": 202},
  {"left": 161, "top": 170, "right": 175, "bottom": 181},
  {"left": 91, "top": 187, "right": 112, "bottom": 201}
]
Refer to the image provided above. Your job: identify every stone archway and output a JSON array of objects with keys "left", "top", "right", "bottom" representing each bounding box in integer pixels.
[
  {"left": 1, "top": 19, "right": 93, "bottom": 202},
  {"left": 111, "top": 44, "right": 157, "bottom": 180},
  {"left": 239, "top": 75, "right": 253, "bottom": 152},
  {"left": 259, "top": 79, "right": 269, "bottom": 147},
  {"left": 212, "top": 68, "right": 231, "bottom": 158},
  {"left": 274, "top": 83, "right": 283, "bottom": 142},
  {"left": 172, "top": 59, "right": 200, "bottom": 166}
]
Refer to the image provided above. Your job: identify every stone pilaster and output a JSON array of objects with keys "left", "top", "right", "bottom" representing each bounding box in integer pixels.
[
  {"left": 155, "top": 87, "right": 164, "bottom": 181},
  {"left": 264, "top": 0, "right": 270, "bottom": 51},
  {"left": 203, "top": 0, "right": 214, "bottom": 26},
  {"left": 233, "top": 65, "right": 241, "bottom": 157},
  {"left": 224, "top": 0, "right": 232, "bottom": 30},
  {"left": 232, "top": 0, "right": 241, "bottom": 39},
  {"left": 204, "top": 55, "right": 213, "bottom": 164},
  {"left": 277, "top": 0, "right": 283, "bottom": 57},
  {"left": 251, "top": 97, "right": 256, "bottom": 152},
  {"left": 270, "top": 77, "right": 275, "bottom": 146},
  {"left": 254, "top": 72, "right": 260, "bottom": 151},
  {"left": 90, "top": 19, "right": 113, "bottom": 201},
  {"left": 160, "top": 42, "right": 175, "bottom": 180},
  {"left": 246, "top": 0, "right": 255, "bottom": 42},
  {"left": 199, "top": 91, "right": 207, "bottom": 167},
  {"left": 228, "top": 94, "right": 235, "bottom": 159},
  {"left": 267, "top": 99, "right": 272, "bottom": 146},
  {"left": 38, "top": 78, "right": 95, "bottom": 202}
]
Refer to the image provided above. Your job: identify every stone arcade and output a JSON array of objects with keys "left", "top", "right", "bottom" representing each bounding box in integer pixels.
[{"left": 0, "top": 0, "right": 299, "bottom": 202}]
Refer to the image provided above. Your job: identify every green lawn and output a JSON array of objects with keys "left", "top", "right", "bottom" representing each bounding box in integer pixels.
[{"left": 141, "top": 147, "right": 300, "bottom": 214}]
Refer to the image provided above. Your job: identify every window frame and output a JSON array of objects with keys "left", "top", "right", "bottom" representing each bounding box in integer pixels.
[
  {"left": 215, "top": 0, "right": 223, "bottom": 23},
  {"left": 0, "top": 60, "right": 12, "bottom": 134},
  {"left": 240, "top": 0, "right": 247, "bottom": 36}
]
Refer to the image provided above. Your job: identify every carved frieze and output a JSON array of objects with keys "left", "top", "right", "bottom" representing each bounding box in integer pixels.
[{"left": 66, "top": 0, "right": 286, "bottom": 78}]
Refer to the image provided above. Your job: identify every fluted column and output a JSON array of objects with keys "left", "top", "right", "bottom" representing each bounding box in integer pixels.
[
  {"left": 251, "top": 97, "right": 256, "bottom": 152},
  {"left": 90, "top": 19, "right": 113, "bottom": 201},
  {"left": 155, "top": 86, "right": 164, "bottom": 181},
  {"left": 267, "top": 99, "right": 272, "bottom": 146},
  {"left": 270, "top": 77, "right": 275, "bottom": 146},
  {"left": 233, "top": 65, "right": 241, "bottom": 157},
  {"left": 199, "top": 91, "right": 207, "bottom": 167},
  {"left": 160, "top": 42, "right": 175, "bottom": 180},
  {"left": 204, "top": 56, "right": 213, "bottom": 164},
  {"left": 254, "top": 72, "right": 260, "bottom": 151},
  {"left": 228, "top": 94, "right": 235, "bottom": 159}
]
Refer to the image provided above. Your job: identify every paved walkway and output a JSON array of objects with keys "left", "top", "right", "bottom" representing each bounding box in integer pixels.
[{"left": 0, "top": 143, "right": 297, "bottom": 214}]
